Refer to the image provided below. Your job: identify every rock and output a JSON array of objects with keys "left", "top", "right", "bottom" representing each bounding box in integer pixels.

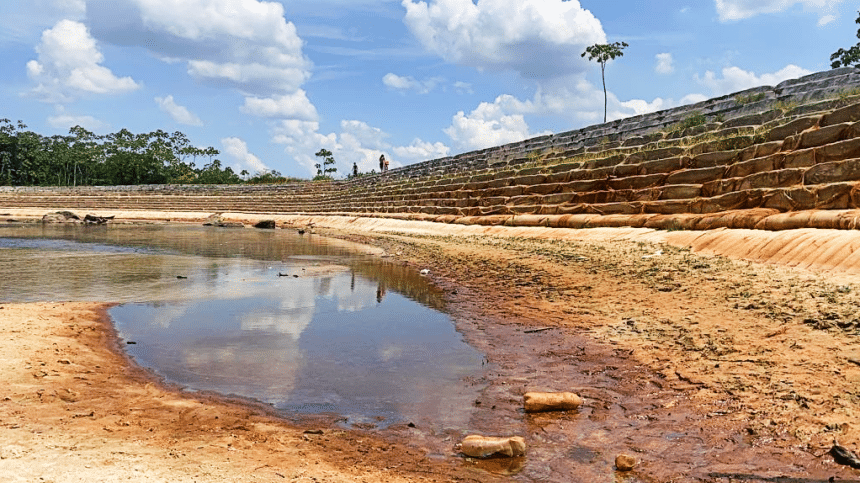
[
  {"left": 523, "top": 392, "right": 582, "bottom": 412},
  {"left": 41, "top": 211, "right": 81, "bottom": 224},
  {"left": 830, "top": 443, "right": 860, "bottom": 469},
  {"left": 615, "top": 454, "right": 636, "bottom": 471},
  {"left": 203, "top": 214, "right": 223, "bottom": 226},
  {"left": 84, "top": 214, "right": 114, "bottom": 224},
  {"left": 458, "top": 435, "right": 526, "bottom": 458},
  {"left": 254, "top": 220, "right": 276, "bottom": 229},
  {"left": 203, "top": 214, "right": 244, "bottom": 228}
]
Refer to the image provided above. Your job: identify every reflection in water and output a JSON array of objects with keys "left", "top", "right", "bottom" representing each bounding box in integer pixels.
[{"left": 0, "top": 223, "right": 484, "bottom": 428}]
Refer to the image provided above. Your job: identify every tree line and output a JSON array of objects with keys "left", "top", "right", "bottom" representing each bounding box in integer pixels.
[{"left": 0, "top": 120, "right": 293, "bottom": 186}]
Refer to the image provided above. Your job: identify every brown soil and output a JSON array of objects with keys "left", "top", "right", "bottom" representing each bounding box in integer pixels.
[{"left": 3, "top": 216, "right": 860, "bottom": 482}]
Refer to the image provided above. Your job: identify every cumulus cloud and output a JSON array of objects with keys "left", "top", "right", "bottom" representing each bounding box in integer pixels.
[
  {"left": 382, "top": 73, "right": 444, "bottom": 94},
  {"left": 695, "top": 64, "right": 812, "bottom": 95},
  {"left": 714, "top": 0, "right": 845, "bottom": 22},
  {"left": 25, "top": 19, "right": 140, "bottom": 103},
  {"left": 221, "top": 137, "right": 269, "bottom": 174},
  {"left": 392, "top": 139, "right": 450, "bottom": 163},
  {"left": 47, "top": 108, "right": 109, "bottom": 131},
  {"left": 155, "top": 95, "right": 203, "bottom": 126},
  {"left": 401, "top": 0, "right": 605, "bottom": 79},
  {"left": 86, "top": 0, "right": 314, "bottom": 120},
  {"left": 655, "top": 53, "right": 674, "bottom": 75},
  {"left": 444, "top": 99, "right": 551, "bottom": 151},
  {"left": 817, "top": 14, "right": 836, "bottom": 26},
  {"left": 240, "top": 91, "right": 318, "bottom": 120}
]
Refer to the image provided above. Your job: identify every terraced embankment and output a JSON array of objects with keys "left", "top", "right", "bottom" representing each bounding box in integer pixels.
[
  {"left": 3, "top": 69, "right": 860, "bottom": 234},
  {"left": 6, "top": 69, "right": 860, "bottom": 482}
]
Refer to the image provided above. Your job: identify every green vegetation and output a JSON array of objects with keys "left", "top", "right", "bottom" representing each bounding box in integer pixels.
[
  {"left": 313, "top": 149, "right": 338, "bottom": 181},
  {"left": 244, "top": 169, "right": 302, "bottom": 184},
  {"left": 771, "top": 99, "right": 798, "bottom": 113},
  {"left": 660, "top": 111, "right": 709, "bottom": 135},
  {"left": 734, "top": 92, "right": 766, "bottom": 105},
  {"left": 830, "top": 10, "right": 860, "bottom": 68},
  {"left": 678, "top": 111, "right": 707, "bottom": 130},
  {"left": 0, "top": 120, "right": 253, "bottom": 186},
  {"left": 582, "top": 41, "right": 629, "bottom": 123}
]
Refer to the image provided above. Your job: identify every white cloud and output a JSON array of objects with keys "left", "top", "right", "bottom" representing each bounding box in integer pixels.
[
  {"left": 272, "top": 120, "right": 340, "bottom": 174},
  {"left": 86, "top": 0, "right": 315, "bottom": 121},
  {"left": 392, "top": 139, "right": 450, "bottom": 163},
  {"left": 221, "top": 137, "right": 269, "bottom": 174},
  {"left": 619, "top": 98, "right": 668, "bottom": 116},
  {"left": 444, "top": 99, "right": 550, "bottom": 151},
  {"left": 817, "top": 14, "right": 836, "bottom": 26},
  {"left": 454, "top": 81, "right": 473, "bottom": 94},
  {"left": 155, "top": 95, "right": 203, "bottom": 126},
  {"left": 695, "top": 64, "right": 812, "bottom": 95},
  {"left": 655, "top": 53, "right": 674, "bottom": 75},
  {"left": 126, "top": 0, "right": 311, "bottom": 95},
  {"left": 680, "top": 93, "right": 709, "bottom": 105},
  {"left": 340, "top": 120, "right": 389, "bottom": 151},
  {"left": 47, "top": 109, "right": 109, "bottom": 131},
  {"left": 714, "top": 0, "right": 845, "bottom": 22},
  {"left": 25, "top": 19, "right": 139, "bottom": 102},
  {"left": 401, "top": 0, "right": 606, "bottom": 79},
  {"left": 240, "top": 91, "right": 318, "bottom": 120},
  {"left": 186, "top": 59, "right": 310, "bottom": 93},
  {"left": 382, "top": 73, "right": 443, "bottom": 94}
]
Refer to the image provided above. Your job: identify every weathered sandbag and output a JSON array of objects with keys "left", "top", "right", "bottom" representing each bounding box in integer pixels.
[
  {"left": 754, "top": 211, "right": 811, "bottom": 231},
  {"left": 523, "top": 392, "right": 582, "bottom": 412},
  {"left": 691, "top": 208, "right": 778, "bottom": 230},
  {"left": 507, "top": 214, "right": 549, "bottom": 227},
  {"left": 458, "top": 435, "right": 526, "bottom": 458}
]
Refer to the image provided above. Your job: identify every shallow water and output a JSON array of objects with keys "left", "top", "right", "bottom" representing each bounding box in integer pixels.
[{"left": 0, "top": 223, "right": 484, "bottom": 428}]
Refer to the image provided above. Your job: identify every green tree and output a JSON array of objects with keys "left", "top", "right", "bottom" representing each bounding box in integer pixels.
[
  {"left": 582, "top": 41, "right": 629, "bottom": 123},
  {"left": 313, "top": 149, "right": 338, "bottom": 180},
  {"left": 831, "top": 10, "right": 860, "bottom": 68}
]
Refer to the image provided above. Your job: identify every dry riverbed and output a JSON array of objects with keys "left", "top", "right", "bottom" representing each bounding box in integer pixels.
[{"left": 3, "top": 217, "right": 860, "bottom": 482}]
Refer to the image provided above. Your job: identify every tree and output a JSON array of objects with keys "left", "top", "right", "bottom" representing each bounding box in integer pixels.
[
  {"left": 582, "top": 41, "right": 629, "bottom": 123},
  {"left": 831, "top": 10, "right": 860, "bottom": 68},
  {"left": 314, "top": 149, "right": 338, "bottom": 180}
]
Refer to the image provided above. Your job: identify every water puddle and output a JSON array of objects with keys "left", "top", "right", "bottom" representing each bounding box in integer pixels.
[{"left": 0, "top": 223, "right": 484, "bottom": 429}]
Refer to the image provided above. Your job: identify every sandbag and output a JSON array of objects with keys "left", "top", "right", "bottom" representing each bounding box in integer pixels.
[
  {"left": 458, "top": 435, "right": 526, "bottom": 458},
  {"left": 523, "top": 391, "right": 582, "bottom": 412}
]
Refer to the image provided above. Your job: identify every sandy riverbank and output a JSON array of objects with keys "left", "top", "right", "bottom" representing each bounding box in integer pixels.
[{"left": 3, "top": 210, "right": 860, "bottom": 481}]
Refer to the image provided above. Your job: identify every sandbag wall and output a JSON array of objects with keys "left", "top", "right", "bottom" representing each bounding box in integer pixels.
[{"left": 3, "top": 68, "right": 860, "bottom": 231}]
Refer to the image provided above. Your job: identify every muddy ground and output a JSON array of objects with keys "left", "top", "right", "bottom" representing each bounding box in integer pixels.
[{"left": 3, "top": 219, "right": 860, "bottom": 482}]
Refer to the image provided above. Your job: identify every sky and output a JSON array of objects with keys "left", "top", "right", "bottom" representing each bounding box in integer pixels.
[{"left": 1, "top": 0, "right": 858, "bottom": 179}]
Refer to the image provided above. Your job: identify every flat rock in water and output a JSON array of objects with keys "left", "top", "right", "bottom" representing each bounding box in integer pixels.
[
  {"left": 254, "top": 220, "right": 276, "bottom": 229},
  {"left": 41, "top": 211, "right": 81, "bottom": 224}
]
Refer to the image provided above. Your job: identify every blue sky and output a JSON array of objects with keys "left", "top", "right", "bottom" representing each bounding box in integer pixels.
[{"left": 1, "top": 0, "right": 857, "bottom": 178}]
